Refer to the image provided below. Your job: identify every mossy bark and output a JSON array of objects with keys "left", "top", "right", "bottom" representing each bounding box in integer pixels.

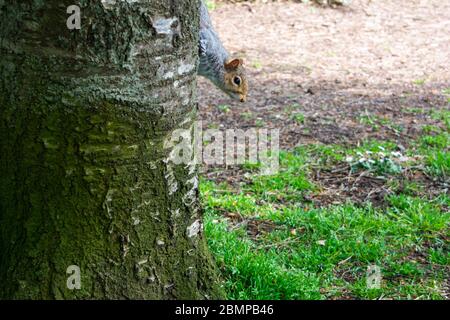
[{"left": 0, "top": 0, "right": 224, "bottom": 299}]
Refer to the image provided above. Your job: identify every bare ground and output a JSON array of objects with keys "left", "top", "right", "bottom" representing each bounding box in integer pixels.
[{"left": 198, "top": 0, "right": 450, "bottom": 205}]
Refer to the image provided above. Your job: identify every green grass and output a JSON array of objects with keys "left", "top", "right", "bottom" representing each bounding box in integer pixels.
[
  {"left": 413, "top": 79, "right": 426, "bottom": 86},
  {"left": 217, "top": 104, "right": 231, "bottom": 113},
  {"left": 431, "top": 109, "right": 450, "bottom": 131},
  {"left": 205, "top": 0, "right": 217, "bottom": 10},
  {"left": 417, "top": 126, "right": 450, "bottom": 178},
  {"left": 403, "top": 107, "right": 427, "bottom": 114},
  {"left": 241, "top": 111, "right": 254, "bottom": 120},
  {"left": 203, "top": 182, "right": 449, "bottom": 299},
  {"left": 255, "top": 119, "right": 266, "bottom": 127},
  {"left": 252, "top": 60, "right": 263, "bottom": 70},
  {"left": 443, "top": 88, "right": 450, "bottom": 103},
  {"left": 249, "top": 150, "right": 315, "bottom": 202},
  {"left": 201, "top": 112, "right": 450, "bottom": 299},
  {"left": 284, "top": 103, "right": 301, "bottom": 116},
  {"left": 291, "top": 113, "right": 306, "bottom": 124},
  {"left": 423, "top": 151, "right": 450, "bottom": 177},
  {"left": 359, "top": 112, "right": 404, "bottom": 133}
]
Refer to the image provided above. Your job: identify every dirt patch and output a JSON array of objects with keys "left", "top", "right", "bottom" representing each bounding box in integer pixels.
[
  {"left": 309, "top": 163, "right": 449, "bottom": 207},
  {"left": 219, "top": 210, "right": 284, "bottom": 239}
]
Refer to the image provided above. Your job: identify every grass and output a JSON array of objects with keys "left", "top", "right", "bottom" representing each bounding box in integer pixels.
[
  {"left": 417, "top": 125, "right": 450, "bottom": 178},
  {"left": 359, "top": 112, "right": 404, "bottom": 133},
  {"left": 356, "top": 108, "right": 450, "bottom": 178},
  {"left": 201, "top": 111, "right": 450, "bottom": 300},
  {"left": 413, "top": 79, "right": 427, "bottom": 86},
  {"left": 291, "top": 113, "right": 306, "bottom": 124},
  {"left": 443, "top": 88, "right": 450, "bottom": 103},
  {"left": 203, "top": 181, "right": 449, "bottom": 299},
  {"left": 205, "top": 0, "right": 218, "bottom": 10},
  {"left": 217, "top": 104, "right": 231, "bottom": 113},
  {"left": 241, "top": 111, "right": 254, "bottom": 120},
  {"left": 252, "top": 60, "right": 263, "bottom": 70}
]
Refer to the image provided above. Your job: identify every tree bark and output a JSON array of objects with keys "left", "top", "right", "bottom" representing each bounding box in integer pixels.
[{"left": 0, "top": 0, "right": 224, "bottom": 299}]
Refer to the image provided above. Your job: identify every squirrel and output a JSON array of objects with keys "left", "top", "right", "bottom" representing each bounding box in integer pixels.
[{"left": 198, "top": 0, "right": 248, "bottom": 102}]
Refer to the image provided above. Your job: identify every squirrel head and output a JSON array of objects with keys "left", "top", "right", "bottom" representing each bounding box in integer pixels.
[{"left": 223, "top": 58, "right": 248, "bottom": 103}]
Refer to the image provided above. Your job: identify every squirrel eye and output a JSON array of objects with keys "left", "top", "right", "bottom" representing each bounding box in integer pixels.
[{"left": 233, "top": 76, "right": 241, "bottom": 86}]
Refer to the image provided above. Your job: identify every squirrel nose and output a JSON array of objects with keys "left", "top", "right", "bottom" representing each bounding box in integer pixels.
[{"left": 240, "top": 96, "right": 246, "bottom": 103}]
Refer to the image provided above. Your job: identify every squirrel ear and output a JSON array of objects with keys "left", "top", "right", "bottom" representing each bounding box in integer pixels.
[{"left": 224, "top": 58, "right": 243, "bottom": 70}]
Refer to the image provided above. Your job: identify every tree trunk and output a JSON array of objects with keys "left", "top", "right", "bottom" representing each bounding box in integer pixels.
[{"left": 0, "top": 0, "right": 223, "bottom": 299}]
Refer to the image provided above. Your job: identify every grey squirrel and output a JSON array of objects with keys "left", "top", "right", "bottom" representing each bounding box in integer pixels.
[{"left": 198, "top": 0, "right": 248, "bottom": 102}]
